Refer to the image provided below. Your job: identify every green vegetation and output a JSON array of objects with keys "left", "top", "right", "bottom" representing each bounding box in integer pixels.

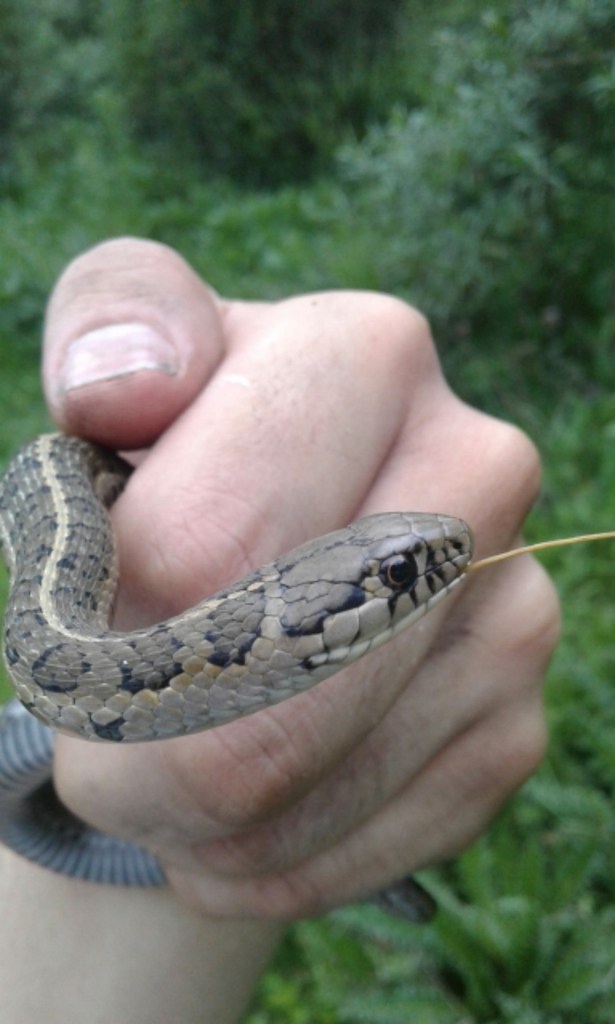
[{"left": 0, "top": 0, "right": 614, "bottom": 1019}]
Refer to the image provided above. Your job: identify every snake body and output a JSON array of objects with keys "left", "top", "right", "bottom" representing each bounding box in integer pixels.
[{"left": 0, "top": 434, "right": 472, "bottom": 916}]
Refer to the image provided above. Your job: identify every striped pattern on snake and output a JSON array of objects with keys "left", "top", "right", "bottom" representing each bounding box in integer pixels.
[
  {"left": 0, "top": 434, "right": 473, "bottom": 745},
  {"left": 0, "top": 434, "right": 473, "bottom": 915}
]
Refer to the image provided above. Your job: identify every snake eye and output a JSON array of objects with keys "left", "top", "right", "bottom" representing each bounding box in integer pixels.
[{"left": 381, "top": 554, "right": 418, "bottom": 590}]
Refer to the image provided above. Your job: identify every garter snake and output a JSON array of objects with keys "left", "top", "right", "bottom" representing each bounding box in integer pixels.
[{"left": 0, "top": 433, "right": 473, "bottom": 916}]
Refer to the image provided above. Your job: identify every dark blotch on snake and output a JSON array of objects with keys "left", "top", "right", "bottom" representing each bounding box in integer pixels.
[
  {"left": 4, "top": 643, "right": 18, "bottom": 665},
  {"left": 91, "top": 719, "right": 124, "bottom": 742},
  {"left": 281, "top": 582, "right": 365, "bottom": 636},
  {"left": 57, "top": 554, "right": 78, "bottom": 571}
]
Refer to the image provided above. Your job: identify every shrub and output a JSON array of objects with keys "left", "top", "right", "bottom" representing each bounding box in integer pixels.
[{"left": 339, "top": 0, "right": 615, "bottom": 398}]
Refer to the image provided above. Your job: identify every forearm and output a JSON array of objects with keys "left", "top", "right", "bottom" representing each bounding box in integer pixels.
[{"left": 0, "top": 847, "right": 282, "bottom": 1024}]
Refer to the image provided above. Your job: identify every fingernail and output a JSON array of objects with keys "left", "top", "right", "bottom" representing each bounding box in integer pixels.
[{"left": 62, "top": 322, "right": 178, "bottom": 391}]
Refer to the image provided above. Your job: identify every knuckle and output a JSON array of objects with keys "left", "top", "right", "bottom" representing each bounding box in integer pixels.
[
  {"left": 337, "top": 291, "right": 438, "bottom": 383},
  {"left": 375, "top": 296, "right": 438, "bottom": 377},
  {"left": 497, "top": 559, "right": 562, "bottom": 680},
  {"left": 472, "top": 414, "right": 543, "bottom": 514},
  {"left": 245, "top": 872, "right": 329, "bottom": 919},
  {"left": 374, "top": 293, "right": 431, "bottom": 341},
  {"left": 495, "top": 704, "right": 549, "bottom": 790},
  {"left": 198, "top": 781, "right": 280, "bottom": 833},
  {"left": 445, "top": 413, "right": 544, "bottom": 554},
  {"left": 169, "top": 862, "right": 333, "bottom": 920},
  {"left": 200, "top": 825, "right": 287, "bottom": 875},
  {"left": 497, "top": 421, "right": 542, "bottom": 496},
  {"left": 463, "top": 702, "right": 548, "bottom": 814}
]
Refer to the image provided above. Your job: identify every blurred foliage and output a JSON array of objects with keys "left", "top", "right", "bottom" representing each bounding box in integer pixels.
[
  {"left": 0, "top": 0, "right": 416, "bottom": 187},
  {"left": 102, "top": 0, "right": 415, "bottom": 185},
  {"left": 0, "top": 0, "right": 107, "bottom": 193},
  {"left": 0, "top": 0, "right": 614, "bottom": 1021},
  {"left": 337, "top": 0, "right": 615, "bottom": 414}
]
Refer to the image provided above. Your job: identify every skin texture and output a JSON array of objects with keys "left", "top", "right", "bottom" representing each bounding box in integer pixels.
[
  {"left": 0, "top": 846, "right": 282, "bottom": 1024},
  {"left": 38, "top": 237, "right": 560, "bottom": 922}
]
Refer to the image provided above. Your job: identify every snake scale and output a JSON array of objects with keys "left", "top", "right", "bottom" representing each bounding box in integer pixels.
[{"left": 0, "top": 433, "right": 473, "bottom": 919}]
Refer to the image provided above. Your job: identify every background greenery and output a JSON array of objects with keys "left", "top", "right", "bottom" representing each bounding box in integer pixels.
[{"left": 0, "top": 0, "right": 614, "bottom": 1019}]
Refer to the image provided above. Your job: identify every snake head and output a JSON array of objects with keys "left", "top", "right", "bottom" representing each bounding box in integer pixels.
[{"left": 274, "top": 512, "right": 473, "bottom": 673}]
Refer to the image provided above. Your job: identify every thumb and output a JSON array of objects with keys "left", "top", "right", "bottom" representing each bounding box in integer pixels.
[{"left": 42, "top": 237, "right": 224, "bottom": 449}]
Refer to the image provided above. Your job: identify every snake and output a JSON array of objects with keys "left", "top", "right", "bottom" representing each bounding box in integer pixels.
[{"left": 0, "top": 433, "right": 473, "bottom": 920}]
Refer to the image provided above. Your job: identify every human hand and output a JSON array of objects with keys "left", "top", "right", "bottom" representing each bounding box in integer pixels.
[{"left": 43, "top": 237, "right": 559, "bottom": 918}]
